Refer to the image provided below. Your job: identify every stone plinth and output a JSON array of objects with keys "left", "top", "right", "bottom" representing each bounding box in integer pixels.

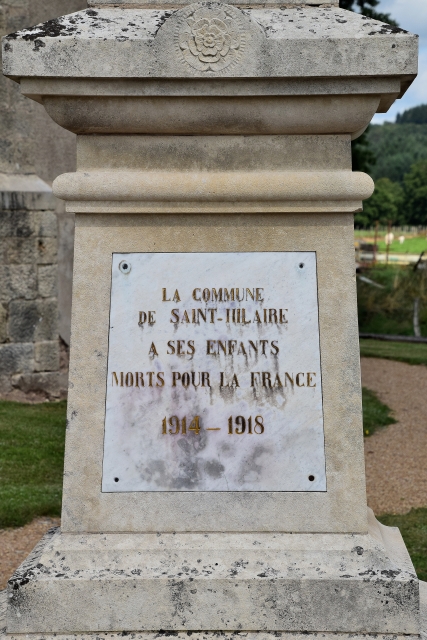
[{"left": 1, "top": 3, "right": 421, "bottom": 640}]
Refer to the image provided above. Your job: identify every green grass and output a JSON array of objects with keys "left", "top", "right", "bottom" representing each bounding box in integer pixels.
[
  {"left": 377, "top": 236, "right": 427, "bottom": 255},
  {"left": 0, "top": 400, "right": 67, "bottom": 528},
  {"left": 360, "top": 338, "right": 427, "bottom": 365},
  {"left": 378, "top": 509, "right": 427, "bottom": 581},
  {"left": 362, "top": 387, "right": 396, "bottom": 437}
]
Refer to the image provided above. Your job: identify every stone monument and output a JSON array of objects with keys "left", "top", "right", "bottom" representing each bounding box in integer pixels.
[{"left": 1, "top": 1, "right": 422, "bottom": 639}]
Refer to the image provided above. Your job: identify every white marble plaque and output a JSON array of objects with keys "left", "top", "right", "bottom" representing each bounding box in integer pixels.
[{"left": 102, "top": 252, "right": 326, "bottom": 492}]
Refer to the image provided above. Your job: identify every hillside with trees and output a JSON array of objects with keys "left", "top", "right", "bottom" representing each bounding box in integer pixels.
[
  {"left": 368, "top": 122, "right": 427, "bottom": 184},
  {"left": 355, "top": 106, "right": 427, "bottom": 228}
]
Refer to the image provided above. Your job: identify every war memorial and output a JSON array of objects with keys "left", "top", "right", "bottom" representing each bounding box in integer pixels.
[{"left": 0, "top": 0, "right": 423, "bottom": 638}]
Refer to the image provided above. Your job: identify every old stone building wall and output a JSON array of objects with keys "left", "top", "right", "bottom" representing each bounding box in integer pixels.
[
  {"left": 0, "top": 0, "right": 87, "bottom": 399},
  {"left": 0, "top": 175, "right": 64, "bottom": 399}
]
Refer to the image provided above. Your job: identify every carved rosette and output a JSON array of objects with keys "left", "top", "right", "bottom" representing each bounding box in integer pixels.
[{"left": 176, "top": 3, "right": 246, "bottom": 73}]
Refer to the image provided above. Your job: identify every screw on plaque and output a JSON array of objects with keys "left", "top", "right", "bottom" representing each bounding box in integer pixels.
[
  {"left": 119, "top": 260, "right": 131, "bottom": 274},
  {"left": 299, "top": 263, "right": 304, "bottom": 269}
]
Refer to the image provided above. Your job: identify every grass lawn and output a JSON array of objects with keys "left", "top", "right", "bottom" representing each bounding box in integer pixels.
[
  {"left": 378, "top": 509, "right": 427, "bottom": 581},
  {"left": 0, "top": 400, "right": 66, "bottom": 528},
  {"left": 362, "top": 387, "right": 396, "bottom": 437},
  {"left": 377, "top": 236, "right": 427, "bottom": 255},
  {"left": 360, "top": 338, "right": 427, "bottom": 365}
]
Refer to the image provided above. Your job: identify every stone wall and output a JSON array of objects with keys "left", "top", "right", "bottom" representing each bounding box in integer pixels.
[
  {"left": 0, "top": 0, "right": 87, "bottom": 398},
  {"left": 0, "top": 175, "right": 66, "bottom": 400}
]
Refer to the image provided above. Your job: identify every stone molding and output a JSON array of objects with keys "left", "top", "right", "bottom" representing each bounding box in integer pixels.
[
  {"left": 53, "top": 170, "right": 374, "bottom": 214},
  {"left": 40, "top": 94, "right": 382, "bottom": 136}
]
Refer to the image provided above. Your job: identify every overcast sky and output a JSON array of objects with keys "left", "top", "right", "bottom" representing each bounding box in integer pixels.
[{"left": 370, "top": 0, "right": 427, "bottom": 124}]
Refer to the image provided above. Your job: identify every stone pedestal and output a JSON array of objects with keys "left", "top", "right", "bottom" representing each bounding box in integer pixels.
[{"left": 1, "top": 2, "right": 421, "bottom": 639}]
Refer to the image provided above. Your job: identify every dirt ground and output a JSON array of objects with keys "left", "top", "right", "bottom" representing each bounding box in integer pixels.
[
  {"left": 1, "top": 356, "right": 426, "bottom": 590},
  {"left": 362, "top": 357, "right": 427, "bottom": 516}
]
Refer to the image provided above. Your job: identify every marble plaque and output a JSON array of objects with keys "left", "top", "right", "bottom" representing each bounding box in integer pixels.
[{"left": 102, "top": 252, "right": 326, "bottom": 492}]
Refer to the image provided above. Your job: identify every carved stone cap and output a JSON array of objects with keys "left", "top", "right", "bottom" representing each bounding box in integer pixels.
[{"left": 88, "top": 0, "right": 339, "bottom": 6}]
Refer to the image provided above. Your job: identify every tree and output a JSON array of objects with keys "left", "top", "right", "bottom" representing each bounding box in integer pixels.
[
  {"left": 383, "top": 263, "right": 427, "bottom": 337},
  {"left": 339, "top": 0, "right": 398, "bottom": 25},
  {"left": 355, "top": 177, "right": 404, "bottom": 228},
  {"left": 367, "top": 123, "right": 427, "bottom": 184},
  {"left": 403, "top": 161, "right": 427, "bottom": 225},
  {"left": 396, "top": 105, "right": 427, "bottom": 125},
  {"left": 352, "top": 126, "right": 376, "bottom": 173}
]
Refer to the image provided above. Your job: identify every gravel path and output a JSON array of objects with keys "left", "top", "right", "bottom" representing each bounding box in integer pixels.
[
  {"left": 0, "top": 357, "right": 426, "bottom": 589},
  {"left": 362, "top": 357, "right": 427, "bottom": 516}
]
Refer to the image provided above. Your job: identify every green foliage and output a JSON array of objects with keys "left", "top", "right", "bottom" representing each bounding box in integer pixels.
[
  {"left": 378, "top": 509, "right": 427, "bottom": 581},
  {"left": 360, "top": 339, "right": 427, "bottom": 365},
  {"left": 357, "top": 266, "right": 427, "bottom": 337},
  {"left": 352, "top": 126, "right": 377, "bottom": 174},
  {"left": 355, "top": 177, "right": 404, "bottom": 228},
  {"left": 338, "top": 0, "right": 398, "bottom": 25},
  {"left": 396, "top": 104, "right": 427, "bottom": 125},
  {"left": 403, "top": 161, "right": 427, "bottom": 226},
  {"left": 367, "top": 123, "right": 427, "bottom": 184},
  {"left": 0, "top": 400, "right": 66, "bottom": 528},
  {"left": 362, "top": 387, "right": 396, "bottom": 437}
]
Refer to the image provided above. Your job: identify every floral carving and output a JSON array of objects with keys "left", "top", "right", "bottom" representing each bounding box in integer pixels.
[{"left": 178, "top": 5, "right": 244, "bottom": 72}]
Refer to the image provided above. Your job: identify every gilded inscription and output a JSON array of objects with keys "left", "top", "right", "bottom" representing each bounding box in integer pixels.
[{"left": 102, "top": 252, "right": 326, "bottom": 492}]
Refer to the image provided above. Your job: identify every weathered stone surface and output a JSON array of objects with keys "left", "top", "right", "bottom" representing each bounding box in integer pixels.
[
  {"left": 0, "top": 374, "right": 13, "bottom": 394},
  {"left": 7, "top": 300, "right": 40, "bottom": 342},
  {"left": 34, "top": 298, "right": 58, "bottom": 341},
  {"left": 0, "top": 175, "right": 60, "bottom": 396},
  {"left": 0, "top": 302, "right": 7, "bottom": 343},
  {"left": 0, "top": 343, "right": 34, "bottom": 375},
  {"left": 34, "top": 210, "right": 58, "bottom": 237},
  {"left": 4, "top": 578, "right": 426, "bottom": 640},
  {"left": 8, "top": 298, "right": 57, "bottom": 342},
  {"left": 0, "top": 236, "right": 56, "bottom": 264},
  {"left": 0, "top": 210, "right": 34, "bottom": 237},
  {"left": 89, "top": 0, "right": 339, "bottom": 6},
  {"left": 2, "top": 7, "right": 418, "bottom": 81},
  {"left": 0, "top": 265, "right": 37, "bottom": 302},
  {"left": 12, "top": 371, "right": 60, "bottom": 396},
  {"left": 4, "top": 514, "right": 420, "bottom": 635},
  {"left": 0, "top": 237, "right": 39, "bottom": 264},
  {"left": 34, "top": 340, "right": 60, "bottom": 372},
  {"left": 36, "top": 236, "right": 57, "bottom": 264},
  {"left": 38, "top": 264, "right": 58, "bottom": 298}
]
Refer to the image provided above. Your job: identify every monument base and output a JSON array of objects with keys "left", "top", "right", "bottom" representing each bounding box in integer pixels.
[{"left": 2, "top": 511, "right": 423, "bottom": 638}]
